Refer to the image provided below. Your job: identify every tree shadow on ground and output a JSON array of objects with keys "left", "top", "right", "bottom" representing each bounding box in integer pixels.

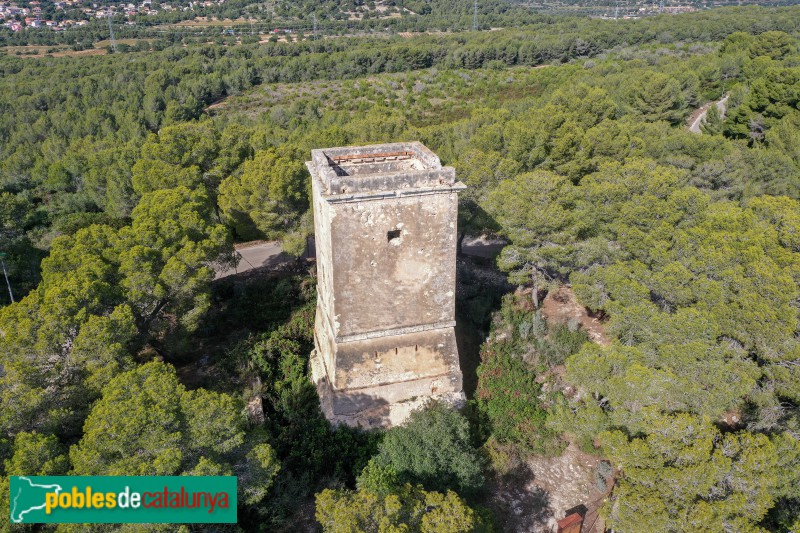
[
  {"left": 170, "top": 272, "right": 314, "bottom": 392},
  {"left": 455, "top": 255, "right": 513, "bottom": 399},
  {"left": 485, "top": 461, "right": 553, "bottom": 533}
]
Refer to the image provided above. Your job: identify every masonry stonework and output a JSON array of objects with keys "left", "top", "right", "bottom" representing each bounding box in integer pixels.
[{"left": 307, "top": 142, "right": 466, "bottom": 428}]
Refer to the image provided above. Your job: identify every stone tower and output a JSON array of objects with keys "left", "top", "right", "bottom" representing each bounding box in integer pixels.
[{"left": 307, "top": 142, "right": 466, "bottom": 428}]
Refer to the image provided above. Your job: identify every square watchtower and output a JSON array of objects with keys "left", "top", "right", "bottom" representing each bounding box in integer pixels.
[{"left": 307, "top": 142, "right": 466, "bottom": 428}]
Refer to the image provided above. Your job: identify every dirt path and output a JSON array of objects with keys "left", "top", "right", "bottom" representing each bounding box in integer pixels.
[
  {"left": 214, "top": 240, "right": 294, "bottom": 279},
  {"left": 688, "top": 93, "right": 729, "bottom": 133},
  {"left": 461, "top": 235, "right": 506, "bottom": 259}
]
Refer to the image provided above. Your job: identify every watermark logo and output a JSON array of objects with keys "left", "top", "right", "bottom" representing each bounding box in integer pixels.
[{"left": 9, "top": 476, "right": 237, "bottom": 524}]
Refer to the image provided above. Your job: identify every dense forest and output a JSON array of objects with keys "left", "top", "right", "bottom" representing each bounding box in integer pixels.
[{"left": 1, "top": 3, "right": 799, "bottom": 532}]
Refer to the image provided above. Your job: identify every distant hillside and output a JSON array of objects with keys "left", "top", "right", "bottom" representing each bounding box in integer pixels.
[{"left": 515, "top": 0, "right": 800, "bottom": 18}]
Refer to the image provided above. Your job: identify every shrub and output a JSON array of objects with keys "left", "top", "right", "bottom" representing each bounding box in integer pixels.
[
  {"left": 372, "top": 401, "right": 485, "bottom": 497},
  {"left": 476, "top": 342, "right": 556, "bottom": 454},
  {"left": 539, "top": 323, "right": 589, "bottom": 367}
]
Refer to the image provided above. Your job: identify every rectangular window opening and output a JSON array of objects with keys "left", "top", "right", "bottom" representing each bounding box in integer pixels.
[{"left": 387, "top": 230, "right": 401, "bottom": 242}]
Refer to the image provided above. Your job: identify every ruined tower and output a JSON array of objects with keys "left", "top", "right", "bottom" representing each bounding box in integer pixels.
[{"left": 307, "top": 142, "right": 466, "bottom": 428}]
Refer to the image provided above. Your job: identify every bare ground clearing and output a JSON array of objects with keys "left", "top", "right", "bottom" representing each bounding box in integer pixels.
[
  {"left": 487, "top": 441, "right": 608, "bottom": 532},
  {"left": 541, "top": 285, "right": 610, "bottom": 346}
]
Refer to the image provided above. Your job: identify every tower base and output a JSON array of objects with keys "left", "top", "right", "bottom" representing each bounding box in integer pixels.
[{"left": 310, "top": 348, "right": 465, "bottom": 429}]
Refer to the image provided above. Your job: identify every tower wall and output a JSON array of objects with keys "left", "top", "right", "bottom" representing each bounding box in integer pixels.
[{"left": 330, "top": 192, "right": 458, "bottom": 338}]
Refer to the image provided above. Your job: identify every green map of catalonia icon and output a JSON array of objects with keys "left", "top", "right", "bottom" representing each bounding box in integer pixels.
[{"left": 9, "top": 477, "right": 63, "bottom": 523}]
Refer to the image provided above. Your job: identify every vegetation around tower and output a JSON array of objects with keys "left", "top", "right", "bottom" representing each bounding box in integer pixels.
[{"left": 1, "top": 2, "right": 800, "bottom": 531}]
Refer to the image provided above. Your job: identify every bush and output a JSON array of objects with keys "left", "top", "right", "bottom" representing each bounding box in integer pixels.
[
  {"left": 371, "top": 401, "right": 485, "bottom": 497},
  {"left": 316, "top": 484, "right": 490, "bottom": 533},
  {"left": 482, "top": 437, "right": 522, "bottom": 477},
  {"left": 251, "top": 299, "right": 381, "bottom": 526},
  {"left": 475, "top": 294, "right": 564, "bottom": 455},
  {"left": 476, "top": 342, "right": 557, "bottom": 454},
  {"left": 595, "top": 460, "right": 612, "bottom": 491},
  {"left": 538, "top": 323, "right": 589, "bottom": 367}
]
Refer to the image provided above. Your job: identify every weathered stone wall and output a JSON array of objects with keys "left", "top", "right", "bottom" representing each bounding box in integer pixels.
[
  {"left": 333, "top": 327, "right": 460, "bottom": 390},
  {"left": 310, "top": 169, "right": 337, "bottom": 377},
  {"left": 330, "top": 192, "right": 459, "bottom": 339}
]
